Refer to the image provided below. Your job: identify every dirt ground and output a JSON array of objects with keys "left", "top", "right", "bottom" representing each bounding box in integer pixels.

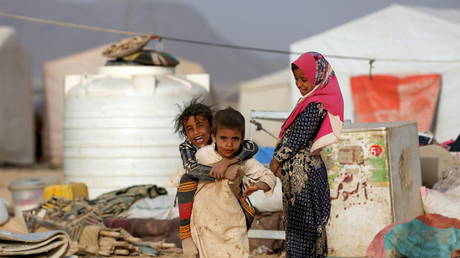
[{"left": 157, "top": 252, "right": 283, "bottom": 258}]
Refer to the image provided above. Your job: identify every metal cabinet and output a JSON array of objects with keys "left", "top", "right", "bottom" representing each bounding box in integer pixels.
[{"left": 322, "top": 121, "right": 423, "bottom": 257}]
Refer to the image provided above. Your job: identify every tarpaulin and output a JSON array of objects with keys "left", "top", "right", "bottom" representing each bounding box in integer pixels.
[
  {"left": 0, "top": 230, "right": 71, "bottom": 257},
  {"left": 351, "top": 74, "right": 441, "bottom": 131}
]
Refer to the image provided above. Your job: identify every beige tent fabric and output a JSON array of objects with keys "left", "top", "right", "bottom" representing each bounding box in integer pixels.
[
  {"left": 0, "top": 27, "right": 34, "bottom": 165},
  {"left": 42, "top": 45, "right": 107, "bottom": 167},
  {"left": 238, "top": 69, "right": 291, "bottom": 146},
  {"left": 42, "top": 45, "right": 206, "bottom": 167},
  {"left": 290, "top": 5, "right": 460, "bottom": 142}
]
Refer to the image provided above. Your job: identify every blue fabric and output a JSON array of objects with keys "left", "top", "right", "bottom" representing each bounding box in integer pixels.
[
  {"left": 254, "top": 146, "right": 275, "bottom": 165},
  {"left": 384, "top": 219, "right": 460, "bottom": 258}
]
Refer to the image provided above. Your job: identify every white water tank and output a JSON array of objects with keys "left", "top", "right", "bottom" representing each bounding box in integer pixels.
[{"left": 64, "top": 66, "right": 210, "bottom": 198}]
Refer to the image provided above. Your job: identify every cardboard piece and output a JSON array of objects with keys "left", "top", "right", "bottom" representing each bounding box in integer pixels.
[{"left": 419, "top": 145, "right": 460, "bottom": 187}]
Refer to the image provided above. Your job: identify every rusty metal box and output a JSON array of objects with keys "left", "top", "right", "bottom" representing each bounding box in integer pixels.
[{"left": 321, "top": 121, "right": 423, "bottom": 257}]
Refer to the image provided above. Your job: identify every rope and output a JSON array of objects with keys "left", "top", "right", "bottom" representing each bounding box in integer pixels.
[{"left": 1, "top": 11, "right": 460, "bottom": 63}]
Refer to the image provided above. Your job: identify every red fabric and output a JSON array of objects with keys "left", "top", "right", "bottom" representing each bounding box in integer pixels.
[
  {"left": 279, "top": 52, "right": 344, "bottom": 140},
  {"left": 104, "top": 218, "right": 181, "bottom": 247},
  {"left": 417, "top": 213, "right": 460, "bottom": 229},
  {"left": 351, "top": 74, "right": 441, "bottom": 131},
  {"left": 366, "top": 214, "right": 460, "bottom": 258},
  {"left": 366, "top": 220, "right": 406, "bottom": 258},
  {"left": 179, "top": 202, "right": 193, "bottom": 220}
]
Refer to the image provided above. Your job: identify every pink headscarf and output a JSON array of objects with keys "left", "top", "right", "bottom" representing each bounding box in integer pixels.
[{"left": 279, "top": 52, "right": 344, "bottom": 153}]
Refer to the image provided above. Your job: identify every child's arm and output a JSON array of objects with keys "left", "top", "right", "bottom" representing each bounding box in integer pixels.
[
  {"left": 242, "top": 181, "right": 270, "bottom": 199},
  {"left": 240, "top": 159, "right": 277, "bottom": 198},
  {"left": 269, "top": 159, "right": 282, "bottom": 177},
  {"left": 236, "top": 140, "right": 259, "bottom": 160},
  {"left": 210, "top": 140, "right": 259, "bottom": 179},
  {"left": 179, "top": 141, "right": 214, "bottom": 181}
]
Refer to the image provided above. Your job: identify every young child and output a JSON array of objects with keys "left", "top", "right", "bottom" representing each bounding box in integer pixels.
[
  {"left": 190, "top": 107, "right": 276, "bottom": 258},
  {"left": 173, "top": 99, "right": 258, "bottom": 256}
]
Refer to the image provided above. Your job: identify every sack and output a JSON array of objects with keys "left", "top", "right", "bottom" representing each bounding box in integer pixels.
[
  {"left": 126, "top": 195, "right": 179, "bottom": 220},
  {"left": 420, "top": 186, "right": 460, "bottom": 220}
]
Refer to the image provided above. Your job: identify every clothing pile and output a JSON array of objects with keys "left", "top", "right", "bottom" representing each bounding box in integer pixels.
[
  {"left": 21, "top": 184, "right": 177, "bottom": 257},
  {"left": 421, "top": 167, "right": 460, "bottom": 220},
  {"left": 75, "top": 225, "right": 161, "bottom": 257},
  {"left": 366, "top": 214, "right": 460, "bottom": 257}
]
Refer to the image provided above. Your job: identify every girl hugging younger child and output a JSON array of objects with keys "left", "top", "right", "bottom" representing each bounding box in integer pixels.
[{"left": 173, "top": 100, "right": 267, "bottom": 257}]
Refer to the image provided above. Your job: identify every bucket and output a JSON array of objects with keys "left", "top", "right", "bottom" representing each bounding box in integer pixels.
[{"left": 8, "top": 178, "right": 49, "bottom": 217}]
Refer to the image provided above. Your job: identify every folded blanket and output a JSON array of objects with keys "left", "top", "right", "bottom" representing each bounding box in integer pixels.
[{"left": 0, "top": 230, "right": 70, "bottom": 257}]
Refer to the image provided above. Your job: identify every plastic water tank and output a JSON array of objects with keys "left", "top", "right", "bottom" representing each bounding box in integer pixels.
[{"left": 64, "top": 66, "right": 209, "bottom": 198}]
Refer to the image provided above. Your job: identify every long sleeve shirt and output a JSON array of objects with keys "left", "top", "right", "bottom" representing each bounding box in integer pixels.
[{"left": 179, "top": 139, "right": 258, "bottom": 180}]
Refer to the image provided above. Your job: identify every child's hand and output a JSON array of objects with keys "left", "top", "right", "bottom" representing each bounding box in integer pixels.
[
  {"left": 242, "top": 181, "right": 258, "bottom": 199},
  {"left": 242, "top": 181, "right": 270, "bottom": 199},
  {"left": 225, "top": 165, "right": 241, "bottom": 181},
  {"left": 269, "top": 159, "right": 282, "bottom": 177},
  {"left": 210, "top": 159, "right": 231, "bottom": 179},
  {"left": 273, "top": 166, "right": 282, "bottom": 178}
]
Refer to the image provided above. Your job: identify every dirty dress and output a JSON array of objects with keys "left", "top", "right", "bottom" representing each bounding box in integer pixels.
[{"left": 191, "top": 144, "right": 276, "bottom": 258}]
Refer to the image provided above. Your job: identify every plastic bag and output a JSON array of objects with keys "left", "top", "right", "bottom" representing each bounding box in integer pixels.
[{"left": 125, "top": 195, "right": 178, "bottom": 220}]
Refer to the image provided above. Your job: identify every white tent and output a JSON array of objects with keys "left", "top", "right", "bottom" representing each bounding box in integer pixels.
[
  {"left": 42, "top": 46, "right": 207, "bottom": 167},
  {"left": 238, "top": 69, "right": 291, "bottom": 146},
  {"left": 290, "top": 4, "right": 460, "bottom": 142},
  {"left": 0, "top": 27, "right": 34, "bottom": 164}
]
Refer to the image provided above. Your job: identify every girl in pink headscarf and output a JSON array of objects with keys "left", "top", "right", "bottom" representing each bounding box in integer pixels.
[{"left": 269, "top": 52, "right": 344, "bottom": 257}]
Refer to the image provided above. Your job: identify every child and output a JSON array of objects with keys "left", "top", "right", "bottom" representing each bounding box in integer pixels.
[
  {"left": 190, "top": 107, "right": 276, "bottom": 258},
  {"left": 173, "top": 99, "right": 258, "bottom": 256}
]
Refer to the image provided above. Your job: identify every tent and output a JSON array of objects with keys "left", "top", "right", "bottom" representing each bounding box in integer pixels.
[
  {"left": 0, "top": 26, "right": 34, "bottom": 164},
  {"left": 42, "top": 46, "right": 207, "bottom": 167},
  {"left": 238, "top": 69, "right": 291, "bottom": 146},
  {"left": 290, "top": 4, "right": 460, "bottom": 142}
]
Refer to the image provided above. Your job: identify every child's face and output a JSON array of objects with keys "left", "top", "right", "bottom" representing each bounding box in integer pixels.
[
  {"left": 184, "top": 115, "right": 211, "bottom": 148},
  {"left": 212, "top": 128, "right": 243, "bottom": 158},
  {"left": 293, "top": 68, "right": 314, "bottom": 96}
]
